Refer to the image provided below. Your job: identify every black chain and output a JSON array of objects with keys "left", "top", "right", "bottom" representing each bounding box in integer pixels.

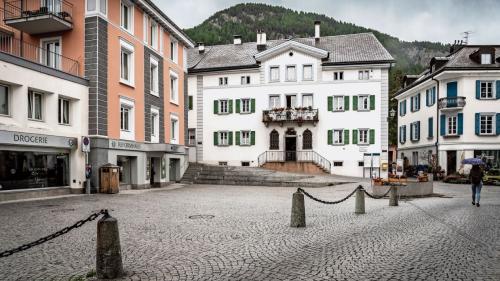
[
  {"left": 298, "top": 185, "right": 361, "bottom": 205},
  {"left": 363, "top": 187, "right": 392, "bottom": 199},
  {"left": 0, "top": 209, "right": 109, "bottom": 258}
]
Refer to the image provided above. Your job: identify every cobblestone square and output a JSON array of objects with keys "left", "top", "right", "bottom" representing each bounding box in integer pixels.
[{"left": 0, "top": 182, "right": 499, "bottom": 281}]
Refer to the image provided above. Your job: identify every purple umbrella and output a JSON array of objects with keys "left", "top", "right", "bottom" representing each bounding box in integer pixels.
[{"left": 462, "top": 158, "right": 485, "bottom": 165}]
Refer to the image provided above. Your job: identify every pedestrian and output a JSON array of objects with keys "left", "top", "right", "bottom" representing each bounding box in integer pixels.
[{"left": 469, "top": 164, "right": 484, "bottom": 207}]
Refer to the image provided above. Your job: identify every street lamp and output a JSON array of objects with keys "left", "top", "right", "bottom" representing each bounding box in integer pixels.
[{"left": 389, "top": 108, "right": 397, "bottom": 118}]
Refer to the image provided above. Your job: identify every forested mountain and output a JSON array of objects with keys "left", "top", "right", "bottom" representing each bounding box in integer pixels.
[{"left": 185, "top": 3, "right": 451, "bottom": 144}]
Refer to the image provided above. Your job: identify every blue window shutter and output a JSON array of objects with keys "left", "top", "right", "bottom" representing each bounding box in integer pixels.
[
  {"left": 410, "top": 123, "right": 413, "bottom": 141},
  {"left": 399, "top": 101, "right": 403, "bottom": 116},
  {"left": 404, "top": 100, "right": 407, "bottom": 114},
  {"left": 496, "top": 81, "right": 500, "bottom": 99},
  {"left": 497, "top": 113, "right": 500, "bottom": 135},
  {"left": 432, "top": 87, "right": 436, "bottom": 104},
  {"left": 476, "top": 80, "right": 481, "bottom": 99},
  {"left": 426, "top": 90, "right": 429, "bottom": 106},
  {"left": 399, "top": 127, "right": 402, "bottom": 143},
  {"left": 410, "top": 97, "right": 414, "bottom": 112},
  {"left": 417, "top": 93, "right": 421, "bottom": 110},
  {"left": 428, "top": 117, "right": 433, "bottom": 138},
  {"left": 447, "top": 81, "right": 457, "bottom": 98},
  {"left": 475, "top": 113, "right": 480, "bottom": 135},
  {"left": 417, "top": 121, "right": 421, "bottom": 140},
  {"left": 457, "top": 113, "right": 463, "bottom": 135},
  {"left": 403, "top": 126, "right": 407, "bottom": 143},
  {"left": 440, "top": 114, "right": 446, "bottom": 136}
]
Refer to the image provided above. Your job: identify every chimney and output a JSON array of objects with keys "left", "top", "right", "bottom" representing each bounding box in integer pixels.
[
  {"left": 198, "top": 42, "right": 205, "bottom": 54},
  {"left": 233, "top": 35, "right": 242, "bottom": 45},
  {"left": 257, "top": 30, "right": 267, "bottom": 51},
  {"left": 314, "top": 21, "right": 321, "bottom": 41}
]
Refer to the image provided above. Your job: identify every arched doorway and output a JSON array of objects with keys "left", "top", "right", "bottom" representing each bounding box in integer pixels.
[{"left": 285, "top": 128, "right": 297, "bottom": 161}]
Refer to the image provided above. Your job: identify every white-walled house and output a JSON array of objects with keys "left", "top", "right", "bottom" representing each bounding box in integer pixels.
[
  {"left": 187, "top": 24, "right": 394, "bottom": 178},
  {"left": 395, "top": 45, "right": 500, "bottom": 175}
]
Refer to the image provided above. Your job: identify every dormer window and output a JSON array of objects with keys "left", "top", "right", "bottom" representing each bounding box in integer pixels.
[{"left": 481, "top": 53, "right": 492, "bottom": 64}]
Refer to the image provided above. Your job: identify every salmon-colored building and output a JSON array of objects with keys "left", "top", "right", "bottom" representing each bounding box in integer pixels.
[{"left": 0, "top": 0, "right": 194, "bottom": 196}]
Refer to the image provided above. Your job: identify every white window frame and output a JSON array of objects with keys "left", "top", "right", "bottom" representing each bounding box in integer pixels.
[
  {"left": 219, "top": 77, "right": 228, "bottom": 86},
  {"left": 143, "top": 13, "right": 149, "bottom": 43},
  {"left": 447, "top": 116, "right": 457, "bottom": 136},
  {"left": 0, "top": 84, "right": 10, "bottom": 116},
  {"left": 285, "top": 65, "right": 297, "bottom": 82},
  {"left": 334, "top": 71, "right": 344, "bottom": 80},
  {"left": 120, "top": 39, "right": 135, "bottom": 86},
  {"left": 480, "top": 113, "right": 495, "bottom": 135},
  {"left": 358, "top": 70, "right": 369, "bottom": 80},
  {"left": 120, "top": 0, "right": 134, "bottom": 34},
  {"left": 480, "top": 81, "right": 494, "bottom": 99},
  {"left": 358, "top": 129, "right": 369, "bottom": 144},
  {"left": 333, "top": 129, "right": 343, "bottom": 145},
  {"left": 150, "top": 57, "right": 159, "bottom": 96},
  {"left": 86, "top": 0, "right": 107, "bottom": 17},
  {"left": 481, "top": 53, "right": 492, "bottom": 65},
  {"left": 241, "top": 98, "right": 250, "bottom": 113},
  {"left": 218, "top": 131, "right": 229, "bottom": 146},
  {"left": 170, "top": 114, "right": 179, "bottom": 144},
  {"left": 28, "top": 90, "right": 44, "bottom": 121},
  {"left": 188, "top": 128, "right": 196, "bottom": 146},
  {"left": 302, "top": 94, "right": 313, "bottom": 108},
  {"left": 411, "top": 122, "right": 419, "bottom": 141},
  {"left": 269, "top": 95, "right": 280, "bottom": 109},
  {"left": 269, "top": 66, "right": 280, "bottom": 82},
  {"left": 159, "top": 27, "right": 164, "bottom": 55},
  {"left": 170, "top": 37, "right": 178, "bottom": 64},
  {"left": 333, "top": 96, "right": 344, "bottom": 111},
  {"left": 240, "top": 130, "right": 251, "bottom": 146},
  {"left": 40, "top": 37, "right": 62, "bottom": 70},
  {"left": 358, "top": 95, "right": 369, "bottom": 111},
  {"left": 302, "top": 64, "right": 313, "bottom": 81},
  {"left": 150, "top": 107, "right": 159, "bottom": 143},
  {"left": 120, "top": 98, "right": 135, "bottom": 140},
  {"left": 170, "top": 71, "right": 179, "bottom": 104},
  {"left": 150, "top": 20, "right": 158, "bottom": 50},
  {"left": 241, "top": 76, "right": 251, "bottom": 85},
  {"left": 219, "top": 99, "right": 229, "bottom": 114},
  {"left": 58, "top": 97, "right": 70, "bottom": 125}
]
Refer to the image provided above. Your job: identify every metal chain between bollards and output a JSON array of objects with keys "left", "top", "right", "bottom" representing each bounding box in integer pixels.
[
  {"left": 0, "top": 209, "right": 109, "bottom": 258},
  {"left": 363, "top": 187, "right": 392, "bottom": 199},
  {"left": 298, "top": 185, "right": 361, "bottom": 205}
]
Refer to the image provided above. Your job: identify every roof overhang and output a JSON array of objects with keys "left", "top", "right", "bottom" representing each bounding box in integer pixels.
[
  {"left": 254, "top": 40, "right": 328, "bottom": 62},
  {"left": 188, "top": 64, "right": 261, "bottom": 74}
]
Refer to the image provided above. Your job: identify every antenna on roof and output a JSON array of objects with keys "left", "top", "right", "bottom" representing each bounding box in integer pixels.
[{"left": 462, "top": 31, "right": 474, "bottom": 45}]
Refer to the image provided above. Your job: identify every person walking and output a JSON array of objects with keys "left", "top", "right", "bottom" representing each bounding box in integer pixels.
[{"left": 469, "top": 164, "right": 484, "bottom": 207}]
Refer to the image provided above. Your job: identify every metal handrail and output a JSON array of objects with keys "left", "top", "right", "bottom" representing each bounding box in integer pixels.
[
  {"left": 438, "top": 96, "right": 466, "bottom": 109},
  {"left": 0, "top": 34, "right": 80, "bottom": 76},
  {"left": 257, "top": 150, "right": 331, "bottom": 173},
  {"left": 4, "top": 0, "right": 73, "bottom": 22}
]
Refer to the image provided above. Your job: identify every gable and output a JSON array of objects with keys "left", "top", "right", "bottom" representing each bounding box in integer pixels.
[{"left": 254, "top": 40, "right": 328, "bottom": 62}]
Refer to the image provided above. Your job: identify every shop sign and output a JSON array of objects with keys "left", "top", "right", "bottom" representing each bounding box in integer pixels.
[
  {"left": 110, "top": 140, "right": 142, "bottom": 151},
  {"left": 0, "top": 130, "right": 77, "bottom": 149}
]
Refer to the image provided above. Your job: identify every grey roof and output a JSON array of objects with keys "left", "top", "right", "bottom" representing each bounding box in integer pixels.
[
  {"left": 395, "top": 46, "right": 500, "bottom": 97},
  {"left": 188, "top": 33, "right": 394, "bottom": 72}
]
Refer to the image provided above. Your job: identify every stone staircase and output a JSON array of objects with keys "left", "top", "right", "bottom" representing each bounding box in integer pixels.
[{"left": 181, "top": 163, "right": 345, "bottom": 187}]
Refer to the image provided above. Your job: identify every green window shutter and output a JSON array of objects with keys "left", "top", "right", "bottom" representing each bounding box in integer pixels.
[
  {"left": 344, "top": 96, "right": 350, "bottom": 111},
  {"left": 251, "top": 99, "right": 256, "bottom": 113},
  {"left": 369, "top": 129, "right": 375, "bottom": 144},
  {"left": 428, "top": 117, "right": 433, "bottom": 138},
  {"left": 251, "top": 131, "right": 255, "bottom": 145},
  {"left": 327, "top": 130, "right": 333, "bottom": 145},
  {"left": 327, "top": 96, "right": 333, "bottom": 111},
  {"left": 475, "top": 81, "right": 481, "bottom": 99},
  {"left": 228, "top": 131, "right": 233, "bottom": 145},
  {"left": 188, "top": 96, "right": 193, "bottom": 110},
  {"left": 228, "top": 100, "right": 233, "bottom": 113},
  {"left": 475, "top": 113, "right": 480, "bottom": 135},
  {"left": 496, "top": 81, "right": 500, "bottom": 99},
  {"left": 213, "top": 132, "right": 218, "bottom": 146},
  {"left": 352, "top": 129, "right": 358, "bottom": 144},
  {"left": 353, "top": 96, "right": 358, "bottom": 111},
  {"left": 369, "top": 95, "right": 375, "bottom": 110},
  {"left": 440, "top": 115, "right": 446, "bottom": 136},
  {"left": 457, "top": 113, "right": 463, "bottom": 135},
  {"left": 235, "top": 99, "right": 241, "bottom": 113},
  {"left": 213, "top": 100, "right": 219, "bottom": 114},
  {"left": 235, "top": 131, "right": 240, "bottom": 146},
  {"left": 344, "top": 130, "right": 349, "bottom": 145}
]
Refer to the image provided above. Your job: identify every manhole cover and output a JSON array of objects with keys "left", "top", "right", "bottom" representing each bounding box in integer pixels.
[{"left": 188, "top": 215, "right": 215, "bottom": 219}]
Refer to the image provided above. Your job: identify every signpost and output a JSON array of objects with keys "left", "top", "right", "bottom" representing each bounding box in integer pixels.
[{"left": 82, "top": 136, "right": 91, "bottom": 194}]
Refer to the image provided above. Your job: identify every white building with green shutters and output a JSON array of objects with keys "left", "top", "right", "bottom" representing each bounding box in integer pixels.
[
  {"left": 186, "top": 23, "right": 394, "bottom": 177},
  {"left": 395, "top": 44, "right": 500, "bottom": 175}
]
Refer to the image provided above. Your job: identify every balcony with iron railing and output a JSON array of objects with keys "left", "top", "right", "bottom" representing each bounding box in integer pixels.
[
  {"left": 0, "top": 34, "right": 80, "bottom": 76},
  {"left": 4, "top": 0, "right": 73, "bottom": 34},
  {"left": 263, "top": 107, "right": 319, "bottom": 126},
  {"left": 438, "top": 96, "right": 466, "bottom": 110}
]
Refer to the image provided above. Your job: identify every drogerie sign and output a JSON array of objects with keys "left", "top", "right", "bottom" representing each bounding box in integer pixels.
[
  {"left": 0, "top": 130, "right": 77, "bottom": 149},
  {"left": 13, "top": 134, "right": 48, "bottom": 144}
]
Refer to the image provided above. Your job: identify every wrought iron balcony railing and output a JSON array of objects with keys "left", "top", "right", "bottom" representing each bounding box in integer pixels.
[
  {"left": 263, "top": 108, "right": 319, "bottom": 126},
  {"left": 438, "top": 97, "right": 466, "bottom": 110}
]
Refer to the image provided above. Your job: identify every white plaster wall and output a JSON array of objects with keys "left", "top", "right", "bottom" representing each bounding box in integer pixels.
[{"left": 0, "top": 61, "right": 89, "bottom": 190}]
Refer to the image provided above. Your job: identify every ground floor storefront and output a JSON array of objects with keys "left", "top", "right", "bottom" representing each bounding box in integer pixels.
[
  {"left": 0, "top": 129, "right": 83, "bottom": 201},
  {"left": 88, "top": 137, "right": 188, "bottom": 191}
]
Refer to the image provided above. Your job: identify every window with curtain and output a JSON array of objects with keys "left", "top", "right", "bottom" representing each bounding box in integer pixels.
[
  {"left": 302, "top": 129, "right": 312, "bottom": 149},
  {"left": 270, "top": 130, "right": 279, "bottom": 150}
]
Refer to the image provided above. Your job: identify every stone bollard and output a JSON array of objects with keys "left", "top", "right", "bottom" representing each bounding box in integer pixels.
[
  {"left": 389, "top": 185, "right": 399, "bottom": 206},
  {"left": 290, "top": 191, "right": 306, "bottom": 227},
  {"left": 96, "top": 212, "right": 124, "bottom": 279},
  {"left": 355, "top": 186, "right": 365, "bottom": 214}
]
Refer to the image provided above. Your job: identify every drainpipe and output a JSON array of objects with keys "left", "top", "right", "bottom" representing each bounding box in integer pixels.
[{"left": 432, "top": 77, "right": 440, "bottom": 177}]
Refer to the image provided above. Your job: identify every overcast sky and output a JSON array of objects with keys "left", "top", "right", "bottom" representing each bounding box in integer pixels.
[{"left": 152, "top": 0, "right": 499, "bottom": 44}]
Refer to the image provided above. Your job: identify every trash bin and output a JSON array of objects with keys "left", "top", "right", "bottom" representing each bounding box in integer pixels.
[{"left": 100, "top": 164, "right": 120, "bottom": 194}]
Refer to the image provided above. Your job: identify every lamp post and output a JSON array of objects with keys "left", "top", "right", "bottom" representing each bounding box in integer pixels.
[{"left": 389, "top": 108, "right": 397, "bottom": 119}]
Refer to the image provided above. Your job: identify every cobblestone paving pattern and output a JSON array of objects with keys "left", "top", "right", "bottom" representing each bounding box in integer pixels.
[{"left": 0, "top": 182, "right": 499, "bottom": 281}]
